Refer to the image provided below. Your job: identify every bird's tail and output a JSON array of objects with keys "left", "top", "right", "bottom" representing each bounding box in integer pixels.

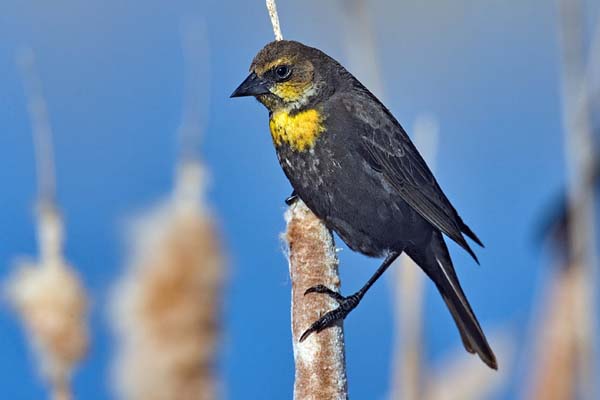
[{"left": 405, "top": 231, "right": 497, "bottom": 370}]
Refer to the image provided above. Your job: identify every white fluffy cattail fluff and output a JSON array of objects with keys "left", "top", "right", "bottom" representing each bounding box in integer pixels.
[
  {"left": 111, "top": 161, "right": 223, "bottom": 400},
  {"left": 7, "top": 206, "right": 89, "bottom": 400}
]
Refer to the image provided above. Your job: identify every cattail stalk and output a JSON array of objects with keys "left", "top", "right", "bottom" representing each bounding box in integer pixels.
[
  {"left": 338, "top": 3, "right": 512, "bottom": 396},
  {"left": 557, "top": 0, "right": 598, "bottom": 398},
  {"left": 112, "top": 162, "right": 223, "bottom": 400},
  {"left": 111, "top": 24, "right": 223, "bottom": 400},
  {"left": 7, "top": 48, "right": 89, "bottom": 400},
  {"left": 9, "top": 206, "right": 89, "bottom": 400},
  {"left": 526, "top": 4, "right": 600, "bottom": 399},
  {"left": 525, "top": 264, "right": 582, "bottom": 400},
  {"left": 266, "top": 0, "right": 283, "bottom": 41},
  {"left": 390, "top": 116, "right": 439, "bottom": 400},
  {"left": 266, "top": 0, "right": 348, "bottom": 398},
  {"left": 338, "top": 3, "right": 426, "bottom": 398},
  {"left": 339, "top": 0, "right": 384, "bottom": 98},
  {"left": 424, "top": 334, "right": 511, "bottom": 400},
  {"left": 285, "top": 201, "right": 348, "bottom": 400}
]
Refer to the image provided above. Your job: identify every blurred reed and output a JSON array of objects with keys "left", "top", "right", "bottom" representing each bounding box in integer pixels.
[
  {"left": 424, "top": 333, "right": 512, "bottom": 400},
  {"left": 111, "top": 162, "right": 223, "bottom": 400},
  {"left": 391, "top": 115, "right": 439, "bottom": 400},
  {"left": 524, "top": 4, "right": 599, "bottom": 400},
  {"left": 6, "top": 48, "right": 89, "bottom": 400},
  {"left": 339, "top": 0, "right": 384, "bottom": 98},
  {"left": 110, "top": 22, "right": 224, "bottom": 400},
  {"left": 338, "top": 3, "right": 427, "bottom": 398},
  {"left": 524, "top": 261, "right": 584, "bottom": 400},
  {"left": 393, "top": 116, "right": 512, "bottom": 400},
  {"left": 337, "top": 2, "right": 516, "bottom": 398},
  {"left": 554, "top": 0, "right": 598, "bottom": 397}
]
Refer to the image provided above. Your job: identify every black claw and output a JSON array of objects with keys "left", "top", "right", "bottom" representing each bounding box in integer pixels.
[
  {"left": 299, "top": 253, "right": 400, "bottom": 343},
  {"left": 304, "top": 285, "right": 345, "bottom": 302},
  {"left": 299, "top": 292, "right": 362, "bottom": 342},
  {"left": 285, "top": 191, "right": 298, "bottom": 206},
  {"left": 299, "top": 327, "right": 314, "bottom": 342},
  {"left": 300, "top": 312, "right": 336, "bottom": 342}
]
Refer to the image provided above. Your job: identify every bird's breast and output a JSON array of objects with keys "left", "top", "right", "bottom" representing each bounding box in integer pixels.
[{"left": 269, "top": 108, "right": 326, "bottom": 152}]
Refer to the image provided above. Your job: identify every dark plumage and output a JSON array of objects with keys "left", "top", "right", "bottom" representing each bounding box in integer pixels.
[{"left": 232, "top": 40, "right": 497, "bottom": 369}]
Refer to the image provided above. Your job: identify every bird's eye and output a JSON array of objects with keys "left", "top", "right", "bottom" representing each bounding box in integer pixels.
[{"left": 274, "top": 65, "right": 292, "bottom": 81}]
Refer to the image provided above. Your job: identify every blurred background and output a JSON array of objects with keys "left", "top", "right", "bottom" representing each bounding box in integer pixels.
[{"left": 0, "top": 0, "right": 599, "bottom": 399}]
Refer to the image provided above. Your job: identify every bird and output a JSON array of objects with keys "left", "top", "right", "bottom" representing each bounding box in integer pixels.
[{"left": 231, "top": 40, "right": 497, "bottom": 369}]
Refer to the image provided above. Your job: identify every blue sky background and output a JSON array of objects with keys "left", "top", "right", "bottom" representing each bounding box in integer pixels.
[{"left": 0, "top": 0, "right": 599, "bottom": 399}]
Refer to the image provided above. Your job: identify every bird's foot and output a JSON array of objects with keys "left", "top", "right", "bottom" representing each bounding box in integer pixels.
[
  {"left": 285, "top": 191, "right": 298, "bottom": 206},
  {"left": 299, "top": 285, "right": 362, "bottom": 342}
]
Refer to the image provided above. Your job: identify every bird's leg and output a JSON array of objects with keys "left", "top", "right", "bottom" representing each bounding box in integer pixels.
[
  {"left": 300, "top": 251, "right": 401, "bottom": 342},
  {"left": 285, "top": 190, "right": 298, "bottom": 206}
]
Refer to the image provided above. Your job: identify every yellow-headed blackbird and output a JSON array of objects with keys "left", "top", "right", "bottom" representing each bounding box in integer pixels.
[{"left": 231, "top": 40, "right": 497, "bottom": 369}]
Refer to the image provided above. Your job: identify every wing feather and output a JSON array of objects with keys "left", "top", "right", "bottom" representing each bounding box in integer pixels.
[{"left": 342, "top": 89, "right": 482, "bottom": 261}]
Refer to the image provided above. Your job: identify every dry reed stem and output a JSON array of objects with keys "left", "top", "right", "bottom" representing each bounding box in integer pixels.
[
  {"left": 391, "top": 255, "right": 424, "bottom": 400},
  {"left": 177, "top": 19, "right": 210, "bottom": 163},
  {"left": 424, "top": 332, "right": 511, "bottom": 400},
  {"left": 112, "top": 20, "right": 222, "bottom": 399},
  {"left": 525, "top": 265, "right": 584, "bottom": 400},
  {"left": 557, "top": 0, "right": 598, "bottom": 397},
  {"left": 389, "top": 115, "right": 439, "bottom": 400},
  {"left": 8, "top": 48, "right": 88, "bottom": 400},
  {"left": 285, "top": 201, "right": 348, "bottom": 400},
  {"left": 337, "top": 6, "right": 425, "bottom": 399},
  {"left": 16, "top": 47, "right": 56, "bottom": 203},
  {"left": 339, "top": 0, "right": 384, "bottom": 98},
  {"left": 7, "top": 207, "right": 89, "bottom": 400},
  {"left": 112, "top": 162, "right": 223, "bottom": 400},
  {"left": 266, "top": 0, "right": 283, "bottom": 41},
  {"left": 265, "top": 0, "right": 347, "bottom": 397}
]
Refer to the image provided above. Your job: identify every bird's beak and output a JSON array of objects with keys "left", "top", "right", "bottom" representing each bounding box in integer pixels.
[{"left": 230, "top": 72, "right": 271, "bottom": 98}]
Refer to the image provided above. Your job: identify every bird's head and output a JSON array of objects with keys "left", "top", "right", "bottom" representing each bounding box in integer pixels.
[{"left": 231, "top": 40, "right": 334, "bottom": 112}]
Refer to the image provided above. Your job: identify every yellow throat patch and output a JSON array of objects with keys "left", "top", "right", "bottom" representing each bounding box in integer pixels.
[{"left": 269, "top": 109, "right": 326, "bottom": 152}]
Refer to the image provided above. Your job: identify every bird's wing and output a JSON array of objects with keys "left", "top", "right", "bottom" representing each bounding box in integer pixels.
[{"left": 341, "top": 89, "right": 483, "bottom": 261}]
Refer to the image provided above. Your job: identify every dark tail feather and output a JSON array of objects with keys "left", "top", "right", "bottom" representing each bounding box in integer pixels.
[
  {"left": 459, "top": 238, "right": 480, "bottom": 265},
  {"left": 459, "top": 218, "right": 484, "bottom": 248},
  {"left": 406, "top": 231, "right": 497, "bottom": 370}
]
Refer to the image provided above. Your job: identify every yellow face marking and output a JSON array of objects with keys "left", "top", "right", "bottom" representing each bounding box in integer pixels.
[
  {"left": 271, "top": 81, "right": 311, "bottom": 102},
  {"left": 269, "top": 109, "right": 326, "bottom": 152}
]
